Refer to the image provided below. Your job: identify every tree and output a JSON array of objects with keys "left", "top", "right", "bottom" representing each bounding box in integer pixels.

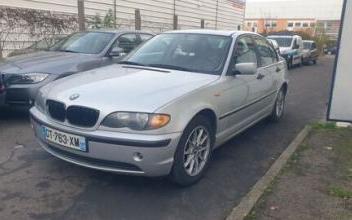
[
  {"left": 89, "top": 13, "right": 103, "bottom": 29},
  {"left": 0, "top": 7, "right": 77, "bottom": 58},
  {"left": 103, "top": 9, "right": 115, "bottom": 28},
  {"left": 87, "top": 9, "right": 116, "bottom": 29}
]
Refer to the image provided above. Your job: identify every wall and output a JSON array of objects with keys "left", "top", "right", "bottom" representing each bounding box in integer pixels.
[{"left": 0, "top": 0, "right": 245, "bottom": 57}]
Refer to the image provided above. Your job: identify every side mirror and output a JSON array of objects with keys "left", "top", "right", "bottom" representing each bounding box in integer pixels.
[
  {"left": 233, "top": 63, "right": 257, "bottom": 75},
  {"left": 109, "top": 47, "right": 125, "bottom": 57}
]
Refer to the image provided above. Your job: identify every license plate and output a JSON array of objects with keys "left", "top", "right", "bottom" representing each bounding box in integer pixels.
[{"left": 41, "top": 126, "right": 87, "bottom": 152}]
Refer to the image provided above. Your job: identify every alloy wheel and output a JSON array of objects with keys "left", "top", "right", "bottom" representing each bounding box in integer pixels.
[
  {"left": 276, "top": 90, "right": 285, "bottom": 118},
  {"left": 183, "top": 126, "right": 211, "bottom": 176}
]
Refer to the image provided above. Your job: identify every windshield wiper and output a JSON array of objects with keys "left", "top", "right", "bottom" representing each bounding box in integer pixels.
[
  {"left": 118, "top": 61, "right": 146, "bottom": 66},
  {"left": 147, "top": 64, "right": 191, "bottom": 72}
]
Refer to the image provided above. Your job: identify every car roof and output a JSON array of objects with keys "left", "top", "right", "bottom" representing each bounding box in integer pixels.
[
  {"left": 164, "top": 29, "right": 261, "bottom": 37},
  {"left": 268, "top": 35, "right": 301, "bottom": 38},
  {"left": 86, "top": 29, "right": 154, "bottom": 35}
]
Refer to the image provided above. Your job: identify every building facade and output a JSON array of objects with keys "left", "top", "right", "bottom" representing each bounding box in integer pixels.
[
  {"left": 245, "top": 18, "right": 316, "bottom": 35},
  {"left": 245, "top": 0, "right": 343, "bottom": 39},
  {"left": 0, "top": 0, "right": 246, "bottom": 56}
]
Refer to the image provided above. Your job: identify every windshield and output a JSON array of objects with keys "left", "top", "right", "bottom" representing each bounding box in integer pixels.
[
  {"left": 51, "top": 32, "right": 115, "bottom": 54},
  {"left": 303, "top": 42, "right": 312, "bottom": 49},
  {"left": 268, "top": 37, "right": 293, "bottom": 48},
  {"left": 122, "top": 33, "right": 232, "bottom": 75}
]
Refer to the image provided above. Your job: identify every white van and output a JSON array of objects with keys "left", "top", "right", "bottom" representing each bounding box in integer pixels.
[{"left": 267, "top": 35, "right": 304, "bottom": 69}]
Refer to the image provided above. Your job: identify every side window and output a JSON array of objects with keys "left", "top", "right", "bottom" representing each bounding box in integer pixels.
[
  {"left": 312, "top": 43, "right": 317, "bottom": 49},
  {"left": 140, "top": 34, "right": 153, "bottom": 42},
  {"left": 254, "top": 37, "right": 277, "bottom": 67},
  {"left": 234, "top": 36, "right": 258, "bottom": 65},
  {"left": 111, "top": 34, "right": 138, "bottom": 54},
  {"left": 228, "top": 36, "right": 257, "bottom": 74}
]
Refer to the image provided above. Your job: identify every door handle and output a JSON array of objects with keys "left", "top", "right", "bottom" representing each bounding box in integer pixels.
[
  {"left": 276, "top": 67, "right": 281, "bottom": 72},
  {"left": 256, "top": 73, "right": 265, "bottom": 80}
]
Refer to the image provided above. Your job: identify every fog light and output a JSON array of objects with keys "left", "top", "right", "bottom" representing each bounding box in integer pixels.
[{"left": 133, "top": 152, "right": 144, "bottom": 162}]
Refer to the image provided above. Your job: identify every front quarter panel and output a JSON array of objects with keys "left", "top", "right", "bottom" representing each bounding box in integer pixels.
[{"left": 154, "top": 81, "right": 221, "bottom": 133}]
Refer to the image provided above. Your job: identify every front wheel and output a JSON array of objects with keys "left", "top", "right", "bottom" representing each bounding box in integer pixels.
[
  {"left": 287, "top": 59, "right": 293, "bottom": 69},
  {"left": 170, "top": 115, "right": 214, "bottom": 186},
  {"left": 270, "top": 88, "right": 286, "bottom": 122}
]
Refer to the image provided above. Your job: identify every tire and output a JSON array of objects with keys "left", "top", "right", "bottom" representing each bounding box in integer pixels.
[
  {"left": 313, "top": 60, "right": 317, "bottom": 65},
  {"left": 298, "top": 57, "right": 303, "bottom": 67},
  {"left": 170, "top": 115, "right": 214, "bottom": 186},
  {"left": 287, "top": 59, "right": 292, "bottom": 70},
  {"left": 269, "top": 88, "right": 286, "bottom": 122}
]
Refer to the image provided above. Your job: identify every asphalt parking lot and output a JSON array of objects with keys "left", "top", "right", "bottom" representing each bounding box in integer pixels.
[{"left": 0, "top": 56, "right": 334, "bottom": 220}]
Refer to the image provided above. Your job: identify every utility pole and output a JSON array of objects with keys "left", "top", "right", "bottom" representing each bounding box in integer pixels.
[
  {"left": 113, "top": 0, "right": 117, "bottom": 28},
  {"left": 215, "top": 0, "right": 219, "bottom": 29},
  {"left": 173, "top": 0, "right": 178, "bottom": 30},
  {"left": 77, "top": 0, "right": 85, "bottom": 31},
  {"left": 135, "top": 9, "right": 141, "bottom": 30}
]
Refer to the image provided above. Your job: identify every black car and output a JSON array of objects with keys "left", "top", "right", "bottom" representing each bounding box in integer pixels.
[
  {"left": 0, "top": 30, "right": 154, "bottom": 106},
  {"left": 324, "top": 46, "right": 337, "bottom": 55}
]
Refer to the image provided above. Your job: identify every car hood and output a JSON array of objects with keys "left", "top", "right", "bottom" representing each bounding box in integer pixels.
[
  {"left": 0, "top": 51, "right": 99, "bottom": 74},
  {"left": 279, "top": 47, "right": 293, "bottom": 54},
  {"left": 42, "top": 64, "right": 219, "bottom": 113}
]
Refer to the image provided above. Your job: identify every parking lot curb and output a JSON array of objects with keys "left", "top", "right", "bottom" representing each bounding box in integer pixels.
[{"left": 225, "top": 125, "right": 312, "bottom": 220}]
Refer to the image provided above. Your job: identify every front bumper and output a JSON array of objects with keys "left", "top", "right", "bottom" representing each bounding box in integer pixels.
[
  {"left": 4, "top": 83, "right": 43, "bottom": 105},
  {"left": 30, "top": 107, "right": 182, "bottom": 177},
  {"left": 0, "top": 92, "right": 5, "bottom": 106}
]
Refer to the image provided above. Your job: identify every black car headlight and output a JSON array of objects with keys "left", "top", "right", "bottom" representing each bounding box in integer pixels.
[{"left": 101, "top": 112, "right": 170, "bottom": 130}]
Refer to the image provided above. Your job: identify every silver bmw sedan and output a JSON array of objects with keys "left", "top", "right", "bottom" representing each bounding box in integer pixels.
[{"left": 30, "top": 30, "right": 288, "bottom": 186}]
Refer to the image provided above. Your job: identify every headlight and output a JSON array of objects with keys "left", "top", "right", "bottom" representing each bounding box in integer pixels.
[
  {"left": 34, "top": 90, "right": 46, "bottom": 112},
  {"left": 16, "top": 73, "right": 49, "bottom": 84},
  {"left": 101, "top": 112, "right": 170, "bottom": 130}
]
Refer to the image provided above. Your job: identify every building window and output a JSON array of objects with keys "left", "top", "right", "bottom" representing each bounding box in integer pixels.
[
  {"left": 288, "top": 22, "right": 294, "bottom": 27},
  {"left": 247, "top": 22, "right": 252, "bottom": 27},
  {"left": 295, "top": 22, "right": 301, "bottom": 27},
  {"left": 272, "top": 22, "right": 277, "bottom": 27},
  {"left": 310, "top": 23, "right": 316, "bottom": 27},
  {"left": 303, "top": 23, "right": 309, "bottom": 27}
]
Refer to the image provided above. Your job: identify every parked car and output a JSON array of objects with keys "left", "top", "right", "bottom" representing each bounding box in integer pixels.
[
  {"left": 7, "top": 36, "right": 65, "bottom": 57},
  {"left": 0, "top": 30, "right": 154, "bottom": 106},
  {"left": 324, "top": 46, "right": 337, "bottom": 55},
  {"left": 30, "top": 30, "right": 288, "bottom": 186},
  {"left": 267, "top": 35, "right": 304, "bottom": 69},
  {"left": 302, "top": 40, "right": 318, "bottom": 64},
  {"left": 267, "top": 38, "right": 280, "bottom": 55}
]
